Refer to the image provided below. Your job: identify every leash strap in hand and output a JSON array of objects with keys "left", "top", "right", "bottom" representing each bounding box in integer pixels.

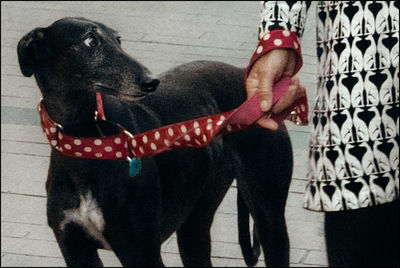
[
  {"left": 38, "top": 77, "right": 308, "bottom": 161},
  {"left": 127, "top": 77, "right": 308, "bottom": 158}
]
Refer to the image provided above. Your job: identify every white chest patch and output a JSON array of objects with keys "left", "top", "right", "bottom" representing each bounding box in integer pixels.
[{"left": 60, "top": 191, "right": 111, "bottom": 250}]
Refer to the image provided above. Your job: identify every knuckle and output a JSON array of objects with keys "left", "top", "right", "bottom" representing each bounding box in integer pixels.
[{"left": 287, "top": 86, "right": 297, "bottom": 96}]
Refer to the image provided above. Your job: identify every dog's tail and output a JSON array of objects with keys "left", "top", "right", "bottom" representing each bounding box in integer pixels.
[{"left": 237, "top": 191, "right": 261, "bottom": 267}]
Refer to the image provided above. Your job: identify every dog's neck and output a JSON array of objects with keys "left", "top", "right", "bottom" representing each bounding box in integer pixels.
[
  {"left": 40, "top": 89, "right": 158, "bottom": 139},
  {"left": 41, "top": 91, "right": 101, "bottom": 136}
]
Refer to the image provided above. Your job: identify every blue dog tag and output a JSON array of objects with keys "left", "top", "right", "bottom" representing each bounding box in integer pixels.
[{"left": 129, "top": 158, "right": 142, "bottom": 177}]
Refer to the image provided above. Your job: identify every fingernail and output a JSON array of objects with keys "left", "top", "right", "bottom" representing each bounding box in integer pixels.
[{"left": 260, "top": 101, "right": 269, "bottom": 111}]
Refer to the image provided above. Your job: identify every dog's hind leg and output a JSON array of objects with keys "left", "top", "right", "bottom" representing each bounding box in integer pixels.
[
  {"left": 255, "top": 206, "right": 290, "bottom": 266},
  {"left": 236, "top": 126, "right": 293, "bottom": 267},
  {"left": 238, "top": 174, "right": 291, "bottom": 267},
  {"left": 52, "top": 223, "right": 104, "bottom": 267}
]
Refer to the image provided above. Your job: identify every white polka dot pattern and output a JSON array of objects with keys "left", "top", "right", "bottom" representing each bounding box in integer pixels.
[
  {"left": 38, "top": 102, "right": 131, "bottom": 160},
  {"left": 37, "top": 72, "right": 309, "bottom": 161},
  {"left": 274, "top": 39, "right": 282, "bottom": 46},
  {"left": 282, "top": 30, "right": 290, "bottom": 37},
  {"left": 151, "top": 143, "right": 157, "bottom": 150},
  {"left": 125, "top": 109, "right": 242, "bottom": 157}
]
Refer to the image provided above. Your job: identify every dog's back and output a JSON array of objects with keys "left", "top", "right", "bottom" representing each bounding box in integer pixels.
[{"left": 142, "top": 61, "right": 246, "bottom": 124}]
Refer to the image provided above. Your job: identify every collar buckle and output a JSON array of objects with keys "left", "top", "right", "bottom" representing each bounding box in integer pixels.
[{"left": 54, "top": 123, "right": 64, "bottom": 151}]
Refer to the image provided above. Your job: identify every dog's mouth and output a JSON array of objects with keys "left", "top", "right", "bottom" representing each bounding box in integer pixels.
[{"left": 94, "top": 83, "right": 149, "bottom": 101}]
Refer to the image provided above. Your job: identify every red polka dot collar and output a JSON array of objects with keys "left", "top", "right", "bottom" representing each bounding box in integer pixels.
[{"left": 38, "top": 77, "right": 308, "bottom": 164}]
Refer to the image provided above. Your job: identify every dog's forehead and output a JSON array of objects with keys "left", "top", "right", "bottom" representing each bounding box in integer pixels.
[{"left": 48, "top": 17, "right": 116, "bottom": 41}]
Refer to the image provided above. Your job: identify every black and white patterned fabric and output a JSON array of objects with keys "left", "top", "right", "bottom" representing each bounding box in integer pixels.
[{"left": 259, "top": 1, "right": 399, "bottom": 211}]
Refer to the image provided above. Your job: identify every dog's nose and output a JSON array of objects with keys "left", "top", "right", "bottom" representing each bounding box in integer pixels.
[{"left": 141, "top": 75, "right": 160, "bottom": 92}]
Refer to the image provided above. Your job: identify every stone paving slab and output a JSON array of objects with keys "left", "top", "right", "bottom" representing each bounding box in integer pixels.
[
  {"left": 1, "top": 1, "right": 327, "bottom": 267},
  {"left": 1, "top": 153, "right": 49, "bottom": 183},
  {"left": 1, "top": 253, "right": 66, "bottom": 267},
  {"left": 304, "top": 250, "right": 329, "bottom": 266}
]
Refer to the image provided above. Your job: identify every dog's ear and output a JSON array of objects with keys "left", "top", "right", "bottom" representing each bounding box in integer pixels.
[{"left": 17, "top": 27, "right": 48, "bottom": 77}]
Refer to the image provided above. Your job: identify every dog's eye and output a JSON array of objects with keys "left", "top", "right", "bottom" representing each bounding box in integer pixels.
[{"left": 84, "top": 36, "right": 98, "bottom": 47}]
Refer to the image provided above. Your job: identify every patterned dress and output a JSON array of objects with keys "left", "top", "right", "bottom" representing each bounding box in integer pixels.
[{"left": 255, "top": 1, "right": 399, "bottom": 211}]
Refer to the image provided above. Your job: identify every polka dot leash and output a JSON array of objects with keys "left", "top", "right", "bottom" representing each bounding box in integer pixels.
[{"left": 38, "top": 77, "right": 308, "bottom": 177}]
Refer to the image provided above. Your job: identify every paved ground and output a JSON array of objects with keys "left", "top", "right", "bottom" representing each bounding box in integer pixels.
[{"left": 1, "top": 1, "right": 327, "bottom": 267}]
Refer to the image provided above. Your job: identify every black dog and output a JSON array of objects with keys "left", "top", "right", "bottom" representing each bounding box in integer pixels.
[{"left": 17, "top": 17, "right": 293, "bottom": 267}]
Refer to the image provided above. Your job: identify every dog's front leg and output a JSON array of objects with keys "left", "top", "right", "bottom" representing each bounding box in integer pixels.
[
  {"left": 105, "top": 206, "right": 163, "bottom": 267},
  {"left": 104, "top": 170, "right": 163, "bottom": 267},
  {"left": 46, "top": 161, "right": 105, "bottom": 267},
  {"left": 51, "top": 222, "right": 104, "bottom": 267}
]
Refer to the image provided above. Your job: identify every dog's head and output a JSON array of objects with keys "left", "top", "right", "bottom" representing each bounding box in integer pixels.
[{"left": 17, "top": 17, "right": 159, "bottom": 125}]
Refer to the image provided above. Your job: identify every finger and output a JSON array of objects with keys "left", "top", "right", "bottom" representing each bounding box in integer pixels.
[
  {"left": 245, "top": 69, "right": 261, "bottom": 99},
  {"left": 283, "top": 50, "right": 297, "bottom": 76},
  {"left": 257, "top": 73, "right": 274, "bottom": 112},
  {"left": 271, "top": 83, "right": 306, "bottom": 114},
  {"left": 291, "top": 75, "right": 300, "bottom": 86},
  {"left": 256, "top": 115, "right": 279, "bottom": 130},
  {"left": 245, "top": 78, "right": 259, "bottom": 99},
  {"left": 299, "top": 84, "right": 306, "bottom": 97}
]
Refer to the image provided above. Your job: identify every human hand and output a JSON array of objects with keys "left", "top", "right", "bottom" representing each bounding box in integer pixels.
[{"left": 245, "top": 48, "right": 305, "bottom": 130}]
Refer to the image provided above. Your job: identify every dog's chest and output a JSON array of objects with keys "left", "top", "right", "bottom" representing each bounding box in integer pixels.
[{"left": 60, "top": 191, "right": 111, "bottom": 249}]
